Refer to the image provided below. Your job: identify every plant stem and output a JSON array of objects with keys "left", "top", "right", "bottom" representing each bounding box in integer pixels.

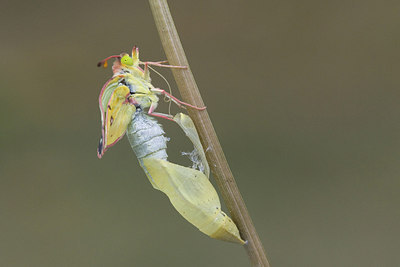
[{"left": 149, "top": 1, "right": 271, "bottom": 266}]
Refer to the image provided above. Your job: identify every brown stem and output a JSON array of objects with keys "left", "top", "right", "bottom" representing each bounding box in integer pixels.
[{"left": 148, "top": 0, "right": 271, "bottom": 266}]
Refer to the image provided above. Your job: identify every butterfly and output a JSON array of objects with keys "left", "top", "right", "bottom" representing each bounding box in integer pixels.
[{"left": 97, "top": 46, "right": 205, "bottom": 158}]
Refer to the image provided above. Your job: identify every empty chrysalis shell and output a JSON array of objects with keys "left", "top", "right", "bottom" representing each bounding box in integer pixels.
[
  {"left": 173, "top": 113, "right": 210, "bottom": 178},
  {"left": 138, "top": 113, "right": 244, "bottom": 244},
  {"left": 142, "top": 158, "right": 245, "bottom": 244}
]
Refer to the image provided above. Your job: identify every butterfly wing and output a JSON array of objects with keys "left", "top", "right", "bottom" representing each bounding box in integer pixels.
[
  {"left": 105, "top": 85, "right": 136, "bottom": 146},
  {"left": 98, "top": 84, "right": 136, "bottom": 158}
]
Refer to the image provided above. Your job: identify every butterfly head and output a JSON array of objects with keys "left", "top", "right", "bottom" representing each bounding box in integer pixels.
[{"left": 97, "top": 46, "right": 140, "bottom": 74}]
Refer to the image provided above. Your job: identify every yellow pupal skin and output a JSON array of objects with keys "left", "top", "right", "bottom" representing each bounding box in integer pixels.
[
  {"left": 173, "top": 113, "right": 210, "bottom": 178},
  {"left": 142, "top": 158, "right": 245, "bottom": 245},
  {"left": 204, "top": 211, "right": 245, "bottom": 244}
]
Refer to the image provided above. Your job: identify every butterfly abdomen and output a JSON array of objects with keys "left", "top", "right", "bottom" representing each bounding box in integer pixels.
[{"left": 126, "top": 110, "right": 168, "bottom": 161}]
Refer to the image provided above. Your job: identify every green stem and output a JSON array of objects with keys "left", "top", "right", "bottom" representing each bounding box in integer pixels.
[{"left": 148, "top": 1, "right": 271, "bottom": 266}]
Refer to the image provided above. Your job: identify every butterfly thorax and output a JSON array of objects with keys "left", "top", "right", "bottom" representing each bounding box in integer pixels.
[
  {"left": 122, "top": 74, "right": 159, "bottom": 110},
  {"left": 112, "top": 62, "right": 137, "bottom": 76}
]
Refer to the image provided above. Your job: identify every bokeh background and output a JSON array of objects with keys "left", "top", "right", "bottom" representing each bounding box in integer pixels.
[{"left": 1, "top": 0, "right": 399, "bottom": 266}]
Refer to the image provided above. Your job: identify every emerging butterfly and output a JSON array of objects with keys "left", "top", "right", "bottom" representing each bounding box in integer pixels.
[
  {"left": 97, "top": 46, "right": 205, "bottom": 158},
  {"left": 96, "top": 46, "right": 244, "bottom": 244}
]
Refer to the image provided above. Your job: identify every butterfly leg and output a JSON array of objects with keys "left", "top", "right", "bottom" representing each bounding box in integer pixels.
[
  {"left": 143, "top": 63, "right": 150, "bottom": 82},
  {"left": 140, "top": 61, "right": 187, "bottom": 69},
  {"left": 151, "top": 88, "right": 206, "bottom": 110},
  {"left": 147, "top": 102, "right": 174, "bottom": 121},
  {"left": 149, "top": 60, "right": 168, "bottom": 64}
]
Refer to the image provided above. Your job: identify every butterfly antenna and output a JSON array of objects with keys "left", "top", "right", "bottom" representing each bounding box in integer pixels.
[
  {"left": 97, "top": 55, "right": 121, "bottom": 68},
  {"left": 148, "top": 65, "right": 173, "bottom": 115}
]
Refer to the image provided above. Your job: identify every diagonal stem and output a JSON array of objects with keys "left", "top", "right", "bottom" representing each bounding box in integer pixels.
[{"left": 148, "top": 0, "right": 271, "bottom": 266}]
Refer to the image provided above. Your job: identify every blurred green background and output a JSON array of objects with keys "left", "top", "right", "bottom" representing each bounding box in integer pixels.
[{"left": 1, "top": 0, "right": 399, "bottom": 266}]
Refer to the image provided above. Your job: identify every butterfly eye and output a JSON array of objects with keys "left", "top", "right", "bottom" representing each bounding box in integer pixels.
[{"left": 121, "top": 54, "right": 133, "bottom": 66}]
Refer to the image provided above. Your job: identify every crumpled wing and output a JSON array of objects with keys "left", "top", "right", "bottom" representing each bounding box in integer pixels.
[{"left": 98, "top": 84, "right": 136, "bottom": 158}]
